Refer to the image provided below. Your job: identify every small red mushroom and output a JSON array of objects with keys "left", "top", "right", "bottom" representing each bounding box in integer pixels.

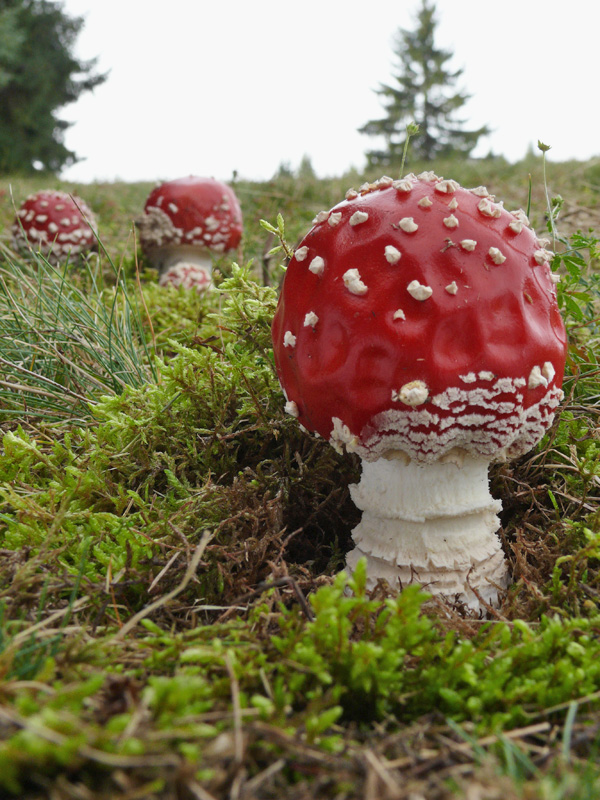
[
  {"left": 12, "top": 190, "right": 97, "bottom": 264},
  {"left": 137, "top": 176, "right": 243, "bottom": 290},
  {"left": 272, "top": 172, "right": 568, "bottom": 611}
]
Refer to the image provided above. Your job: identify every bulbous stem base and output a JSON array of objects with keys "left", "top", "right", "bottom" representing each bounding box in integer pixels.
[{"left": 345, "top": 453, "right": 509, "bottom": 612}]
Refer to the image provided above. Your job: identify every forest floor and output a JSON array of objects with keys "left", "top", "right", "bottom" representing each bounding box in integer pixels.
[{"left": 0, "top": 154, "right": 599, "bottom": 799}]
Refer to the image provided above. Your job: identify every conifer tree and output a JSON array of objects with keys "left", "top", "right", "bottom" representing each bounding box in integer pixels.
[
  {"left": 359, "top": 0, "right": 489, "bottom": 167},
  {"left": 0, "top": 0, "right": 106, "bottom": 175}
]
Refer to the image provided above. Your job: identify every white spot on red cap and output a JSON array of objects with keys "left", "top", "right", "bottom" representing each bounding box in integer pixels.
[
  {"left": 511, "top": 209, "right": 531, "bottom": 228},
  {"left": 443, "top": 215, "right": 459, "bottom": 229},
  {"left": 478, "top": 199, "right": 502, "bottom": 218},
  {"left": 343, "top": 268, "right": 368, "bottom": 295},
  {"left": 309, "top": 256, "right": 325, "bottom": 275},
  {"left": 393, "top": 309, "right": 406, "bottom": 321},
  {"left": 407, "top": 280, "right": 432, "bottom": 301},
  {"left": 449, "top": 198, "right": 459, "bottom": 210},
  {"left": 542, "top": 362, "right": 556, "bottom": 384},
  {"left": 445, "top": 282, "right": 458, "bottom": 295},
  {"left": 470, "top": 186, "right": 490, "bottom": 197},
  {"left": 460, "top": 239, "right": 477, "bottom": 251},
  {"left": 283, "top": 331, "right": 296, "bottom": 347},
  {"left": 392, "top": 380, "right": 429, "bottom": 406},
  {"left": 295, "top": 246, "right": 308, "bottom": 261},
  {"left": 313, "top": 210, "right": 329, "bottom": 224},
  {"left": 399, "top": 217, "right": 418, "bottom": 233},
  {"left": 285, "top": 400, "right": 299, "bottom": 417},
  {"left": 435, "top": 179, "right": 459, "bottom": 193},
  {"left": 417, "top": 171, "right": 440, "bottom": 182},
  {"left": 418, "top": 196, "right": 433, "bottom": 209},
  {"left": 528, "top": 365, "right": 548, "bottom": 389},
  {"left": 345, "top": 189, "right": 359, "bottom": 200},
  {"left": 304, "top": 311, "right": 319, "bottom": 328},
  {"left": 534, "top": 249, "right": 554, "bottom": 264},
  {"left": 328, "top": 212, "right": 342, "bottom": 226},
  {"left": 349, "top": 211, "right": 369, "bottom": 226},
  {"left": 385, "top": 245, "right": 401, "bottom": 264},
  {"left": 509, "top": 220, "right": 524, "bottom": 234},
  {"left": 392, "top": 179, "right": 414, "bottom": 192},
  {"left": 205, "top": 216, "right": 220, "bottom": 231},
  {"left": 329, "top": 417, "right": 359, "bottom": 454},
  {"left": 168, "top": 203, "right": 179, "bottom": 215},
  {"left": 489, "top": 247, "right": 507, "bottom": 265}
]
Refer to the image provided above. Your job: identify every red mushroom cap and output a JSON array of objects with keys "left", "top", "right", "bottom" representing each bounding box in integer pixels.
[
  {"left": 137, "top": 176, "right": 243, "bottom": 259},
  {"left": 12, "top": 190, "right": 97, "bottom": 262},
  {"left": 272, "top": 173, "right": 568, "bottom": 464}
]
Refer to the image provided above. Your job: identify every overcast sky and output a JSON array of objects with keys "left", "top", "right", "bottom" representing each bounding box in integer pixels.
[{"left": 59, "top": 0, "right": 599, "bottom": 184}]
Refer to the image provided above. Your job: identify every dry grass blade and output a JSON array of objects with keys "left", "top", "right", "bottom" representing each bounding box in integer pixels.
[{"left": 112, "top": 531, "right": 213, "bottom": 641}]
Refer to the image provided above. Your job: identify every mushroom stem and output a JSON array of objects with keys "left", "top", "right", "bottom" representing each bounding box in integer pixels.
[
  {"left": 148, "top": 245, "right": 213, "bottom": 276},
  {"left": 345, "top": 453, "right": 509, "bottom": 611}
]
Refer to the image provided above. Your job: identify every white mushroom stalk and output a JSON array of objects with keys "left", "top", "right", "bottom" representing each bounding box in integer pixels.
[
  {"left": 345, "top": 452, "right": 507, "bottom": 609},
  {"left": 152, "top": 244, "right": 212, "bottom": 274}
]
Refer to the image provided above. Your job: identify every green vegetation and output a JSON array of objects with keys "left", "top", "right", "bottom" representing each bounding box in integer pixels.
[{"left": 0, "top": 154, "right": 600, "bottom": 798}]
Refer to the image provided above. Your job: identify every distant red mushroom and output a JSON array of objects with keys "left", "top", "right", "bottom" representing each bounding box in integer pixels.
[
  {"left": 137, "top": 176, "right": 243, "bottom": 290},
  {"left": 272, "top": 172, "right": 567, "bottom": 611},
  {"left": 12, "top": 190, "right": 97, "bottom": 264}
]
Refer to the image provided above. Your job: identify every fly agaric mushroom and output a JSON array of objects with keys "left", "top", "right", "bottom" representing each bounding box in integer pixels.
[
  {"left": 137, "top": 176, "right": 243, "bottom": 290},
  {"left": 272, "top": 173, "right": 567, "bottom": 611},
  {"left": 12, "top": 190, "right": 97, "bottom": 264},
  {"left": 158, "top": 262, "right": 212, "bottom": 292}
]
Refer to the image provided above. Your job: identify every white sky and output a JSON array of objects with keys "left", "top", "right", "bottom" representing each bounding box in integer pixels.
[{"left": 59, "top": 0, "right": 599, "bottom": 184}]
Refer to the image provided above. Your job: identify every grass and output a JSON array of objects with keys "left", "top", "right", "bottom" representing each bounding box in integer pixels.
[
  {"left": 0, "top": 244, "right": 156, "bottom": 423},
  {"left": 0, "top": 154, "right": 600, "bottom": 798}
]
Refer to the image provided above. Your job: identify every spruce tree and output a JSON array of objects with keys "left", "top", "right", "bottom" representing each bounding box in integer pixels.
[
  {"left": 0, "top": 0, "right": 106, "bottom": 175},
  {"left": 359, "top": 0, "right": 489, "bottom": 167}
]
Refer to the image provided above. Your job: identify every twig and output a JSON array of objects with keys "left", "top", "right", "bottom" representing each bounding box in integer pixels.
[
  {"left": 242, "top": 758, "right": 286, "bottom": 794},
  {"left": 147, "top": 550, "right": 181, "bottom": 594},
  {"left": 363, "top": 750, "right": 402, "bottom": 798},
  {"left": 186, "top": 782, "right": 219, "bottom": 800}
]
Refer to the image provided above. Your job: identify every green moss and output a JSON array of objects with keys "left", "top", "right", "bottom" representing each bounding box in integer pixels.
[{"left": 1, "top": 169, "right": 600, "bottom": 796}]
